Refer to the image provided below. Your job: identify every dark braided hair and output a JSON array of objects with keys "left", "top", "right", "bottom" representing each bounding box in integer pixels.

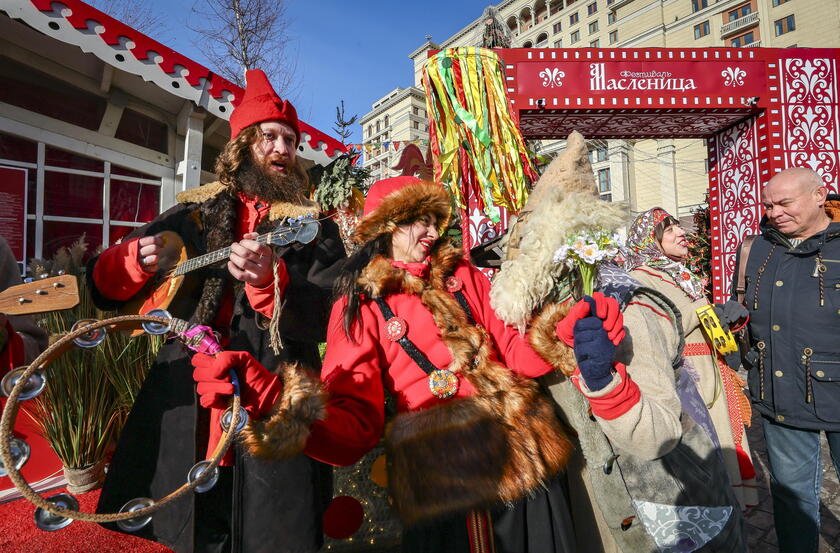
[{"left": 334, "top": 234, "right": 392, "bottom": 342}]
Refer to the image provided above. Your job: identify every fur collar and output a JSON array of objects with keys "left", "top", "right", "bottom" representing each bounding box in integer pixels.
[{"left": 177, "top": 181, "right": 321, "bottom": 221}]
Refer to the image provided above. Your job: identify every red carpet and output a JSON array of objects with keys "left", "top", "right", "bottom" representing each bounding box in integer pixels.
[{"left": 0, "top": 487, "right": 172, "bottom": 553}]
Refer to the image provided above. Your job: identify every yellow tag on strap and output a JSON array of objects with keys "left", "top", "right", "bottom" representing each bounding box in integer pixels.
[{"left": 696, "top": 304, "right": 739, "bottom": 355}]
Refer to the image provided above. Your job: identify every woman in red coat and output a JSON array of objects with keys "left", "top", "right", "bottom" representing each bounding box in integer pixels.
[{"left": 193, "top": 177, "right": 584, "bottom": 552}]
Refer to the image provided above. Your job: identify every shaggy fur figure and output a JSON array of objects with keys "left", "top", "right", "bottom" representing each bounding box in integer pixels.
[
  {"left": 360, "top": 242, "right": 574, "bottom": 524},
  {"left": 239, "top": 363, "right": 327, "bottom": 458},
  {"left": 490, "top": 131, "right": 630, "bottom": 330},
  {"left": 354, "top": 182, "right": 450, "bottom": 244}
]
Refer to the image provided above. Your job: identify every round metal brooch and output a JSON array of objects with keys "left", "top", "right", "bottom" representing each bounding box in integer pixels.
[
  {"left": 428, "top": 368, "right": 459, "bottom": 399},
  {"left": 384, "top": 317, "right": 408, "bottom": 341}
]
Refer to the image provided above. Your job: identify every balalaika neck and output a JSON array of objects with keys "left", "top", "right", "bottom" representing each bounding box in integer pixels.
[{"left": 172, "top": 232, "right": 272, "bottom": 276}]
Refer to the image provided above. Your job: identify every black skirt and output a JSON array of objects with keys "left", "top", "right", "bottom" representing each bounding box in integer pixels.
[{"left": 401, "top": 473, "right": 575, "bottom": 553}]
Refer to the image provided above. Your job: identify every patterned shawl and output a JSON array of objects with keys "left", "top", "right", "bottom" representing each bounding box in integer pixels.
[{"left": 623, "top": 207, "right": 705, "bottom": 301}]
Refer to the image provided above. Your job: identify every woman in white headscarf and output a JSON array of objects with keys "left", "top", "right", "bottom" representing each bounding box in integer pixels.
[{"left": 624, "top": 207, "right": 758, "bottom": 511}]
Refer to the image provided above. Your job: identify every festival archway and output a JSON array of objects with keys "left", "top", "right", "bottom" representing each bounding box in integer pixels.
[{"left": 470, "top": 47, "right": 840, "bottom": 302}]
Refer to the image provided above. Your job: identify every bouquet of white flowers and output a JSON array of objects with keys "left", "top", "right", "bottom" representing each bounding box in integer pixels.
[{"left": 552, "top": 229, "right": 623, "bottom": 296}]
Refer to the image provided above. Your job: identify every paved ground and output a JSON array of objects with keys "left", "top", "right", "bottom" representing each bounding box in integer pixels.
[{"left": 743, "top": 409, "right": 840, "bottom": 552}]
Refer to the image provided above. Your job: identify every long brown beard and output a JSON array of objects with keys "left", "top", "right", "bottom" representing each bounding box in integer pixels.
[{"left": 235, "top": 156, "right": 309, "bottom": 204}]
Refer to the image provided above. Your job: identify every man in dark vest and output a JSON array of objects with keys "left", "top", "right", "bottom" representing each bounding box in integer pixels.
[
  {"left": 88, "top": 69, "right": 345, "bottom": 553},
  {"left": 733, "top": 167, "right": 840, "bottom": 553}
]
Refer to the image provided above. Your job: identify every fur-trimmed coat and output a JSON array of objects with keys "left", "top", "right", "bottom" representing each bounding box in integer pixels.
[
  {"left": 299, "top": 243, "right": 572, "bottom": 524},
  {"left": 86, "top": 182, "right": 346, "bottom": 553}
]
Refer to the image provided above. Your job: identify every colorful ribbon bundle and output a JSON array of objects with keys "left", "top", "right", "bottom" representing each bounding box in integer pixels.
[{"left": 423, "top": 47, "right": 536, "bottom": 222}]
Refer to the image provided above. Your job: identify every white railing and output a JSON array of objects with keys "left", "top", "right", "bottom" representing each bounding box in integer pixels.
[
  {"left": 720, "top": 11, "right": 759, "bottom": 38},
  {"left": 743, "top": 40, "right": 762, "bottom": 47}
]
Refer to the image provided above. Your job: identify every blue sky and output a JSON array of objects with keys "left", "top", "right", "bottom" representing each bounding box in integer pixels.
[{"left": 134, "top": 0, "right": 493, "bottom": 143}]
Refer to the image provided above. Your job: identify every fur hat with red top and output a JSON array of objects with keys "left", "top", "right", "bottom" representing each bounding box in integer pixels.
[
  {"left": 354, "top": 176, "right": 451, "bottom": 243},
  {"left": 229, "top": 69, "right": 301, "bottom": 144}
]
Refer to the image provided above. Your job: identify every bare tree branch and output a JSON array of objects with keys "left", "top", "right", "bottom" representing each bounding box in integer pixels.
[
  {"left": 88, "top": 0, "right": 169, "bottom": 38},
  {"left": 332, "top": 100, "right": 358, "bottom": 143},
  {"left": 188, "top": 0, "right": 299, "bottom": 99}
]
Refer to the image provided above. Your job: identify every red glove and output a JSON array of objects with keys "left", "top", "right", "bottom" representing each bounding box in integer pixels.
[
  {"left": 556, "top": 292, "right": 626, "bottom": 347},
  {"left": 192, "top": 351, "right": 282, "bottom": 418}
]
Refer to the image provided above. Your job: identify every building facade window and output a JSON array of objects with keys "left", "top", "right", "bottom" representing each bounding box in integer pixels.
[
  {"left": 775, "top": 14, "right": 795, "bottom": 35},
  {"left": 730, "top": 30, "right": 756, "bottom": 47},
  {"left": 772, "top": 0, "right": 790, "bottom": 5},
  {"left": 608, "top": 12, "right": 616, "bottom": 24},
  {"left": 570, "top": 12, "right": 579, "bottom": 25},
  {"left": 590, "top": 39, "right": 600, "bottom": 47},
  {"left": 553, "top": 22, "right": 562, "bottom": 33},
  {"left": 598, "top": 168, "right": 611, "bottom": 201},
  {"left": 553, "top": 39, "right": 563, "bottom": 47},
  {"left": 691, "top": 0, "right": 708, "bottom": 12},
  {"left": 384, "top": 115, "right": 389, "bottom": 127},
  {"left": 587, "top": 2, "right": 598, "bottom": 15},
  {"left": 727, "top": 3, "right": 751, "bottom": 22},
  {"left": 376, "top": 120, "right": 381, "bottom": 133},
  {"left": 571, "top": 30, "right": 580, "bottom": 43},
  {"left": 591, "top": 147, "right": 608, "bottom": 163},
  {"left": 589, "top": 21, "right": 599, "bottom": 34},
  {"left": 609, "top": 30, "right": 618, "bottom": 43},
  {"left": 694, "top": 21, "right": 710, "bottom": 39}
]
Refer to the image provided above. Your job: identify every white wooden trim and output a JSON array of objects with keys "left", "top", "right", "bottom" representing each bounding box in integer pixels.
[
  {"left": 0, "top": 159, "right": 36, "bottom": 169},
  {"left": 43, "top": 166, "right": 107, "bottom": 179},
  {"left": 0, "top": 105, "right": 174, "bottom": 174},
  {"left": 103, "top": 161, "right": 111, "bottom": 247},
  {"left": 35, "top": 142, "right": 44, "bottom": 259},
  {"left": 109, "top": 174, "right": 162, "bottom": 185},
  {"left": 38, "top": 215, "right": 105, "bottom": 224}
]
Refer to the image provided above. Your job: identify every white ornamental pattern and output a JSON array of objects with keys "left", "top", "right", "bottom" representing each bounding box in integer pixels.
[
  {"left": 539, "top": 67, "right": 565, "bottom": 88},
  {"left": 781, "top": 57, "right": 840, "bottom": 189},
  {"left": 785, "top": 104, "right": 836, "bottom": 151},
  {"left": 790, "top": 152, "right": 840, "bottom": 194},
  {"left": 715, "top": 119, "right": 761, "bottom": 213},
  {"left": 721, "top": 67, "right": 747, "bottom": 87},
  {"left": 711, "top": 118, "right": 761, "bottom": 301},
  {"left": 632, "top": 501, "right": 733, "bottom": 553},
  {"left": 468, "top": 206, "right": 502, "bottom": 246},
  {"left": 782, "top": 58, "right": 836, "bottom": 104}
]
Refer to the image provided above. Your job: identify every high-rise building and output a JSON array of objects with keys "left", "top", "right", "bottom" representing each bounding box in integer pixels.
[
  {"left": 366, "top": 0, "right": 840, "bottom": 220},
  {"left": 359, "top": 86, "right": 429, "bottom": 182}
]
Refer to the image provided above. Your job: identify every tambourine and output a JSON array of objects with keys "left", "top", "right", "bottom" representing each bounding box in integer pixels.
[
  {"left": 0, "top": 311, "right": 245, "bottom": 532},
  {"left": 696, "top": 304, "right": 739, "bottom": 355}
]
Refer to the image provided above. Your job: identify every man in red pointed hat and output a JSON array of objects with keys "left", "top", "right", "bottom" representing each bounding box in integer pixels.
[{"left": 87, "top": 69, "right": 346, "bottom": 553}]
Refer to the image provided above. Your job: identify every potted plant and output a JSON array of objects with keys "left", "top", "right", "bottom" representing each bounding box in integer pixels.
[{"left": 26, "top": 236, "right": 160, "bottom": 493}]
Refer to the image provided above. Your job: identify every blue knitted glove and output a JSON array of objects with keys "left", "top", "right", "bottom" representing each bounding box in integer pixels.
[{"left": 573, "top": 298, "right": 616, "bottom": 392}]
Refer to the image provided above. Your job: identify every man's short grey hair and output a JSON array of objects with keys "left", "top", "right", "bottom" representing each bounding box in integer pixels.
[{"left": 768, "top": 167, "right": 824, "bottom": 192}]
